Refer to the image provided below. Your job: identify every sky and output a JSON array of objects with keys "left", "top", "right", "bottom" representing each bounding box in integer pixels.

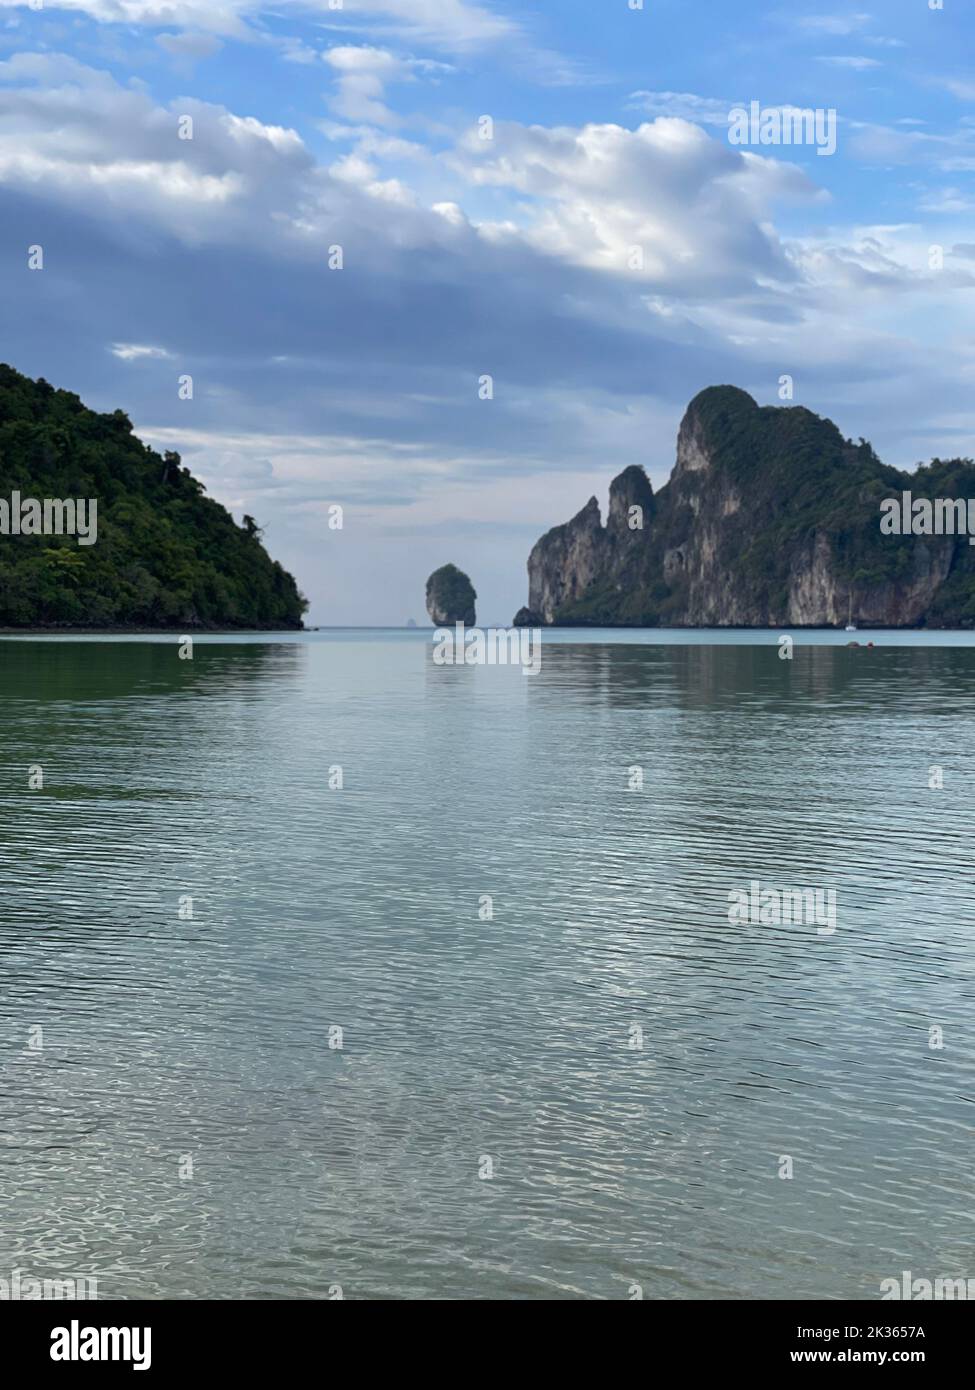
[{"left": 0, "top": 0, "right": 973, "bottom": 625}]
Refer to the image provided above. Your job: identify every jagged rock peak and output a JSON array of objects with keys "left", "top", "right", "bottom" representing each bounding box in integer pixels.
[
  {"left": 608, "top": 465, "right": 654, "bottom": 533},
  {"left": 569, "top": 496, "right": 601, "bottom": 529},
  {"left": 514, "top": 385, "right": 975, "bottom": 629},
  {"left": 676, "top": 386, "right": 758, "bottom": 477}
]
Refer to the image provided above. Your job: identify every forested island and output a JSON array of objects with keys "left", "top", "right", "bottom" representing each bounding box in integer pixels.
[
  {"left": 0, "top": 365, "right": 306, "bottom": 629},
  {"left": 515, "top": 387, "right": 975, "bottom": 629}
]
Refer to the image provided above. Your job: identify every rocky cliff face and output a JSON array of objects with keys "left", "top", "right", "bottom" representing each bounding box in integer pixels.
[
  {"left": 525, "top": 497, "right": 605, "bottom": 623},
  {"left": 517, "top": 387, "right": 975, "bottom": 628}
]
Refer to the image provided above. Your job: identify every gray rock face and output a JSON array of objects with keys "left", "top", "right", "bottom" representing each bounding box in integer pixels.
[
  {"left": 517, "top": 386, "right": 975, "bottom": 628},
  {"left": 526, "top": 497, "right": 606, "bottom": 625},
  {"left": 512, "top": 606, "right": 541, "bottom": 627},
  {"left": 524, "top": 473, "right": 658, "bottom": 625},
  {"left": 426, "top": 564, "right": 476, "bottom": 626}
]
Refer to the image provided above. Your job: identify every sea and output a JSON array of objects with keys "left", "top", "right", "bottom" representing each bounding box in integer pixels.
[{"left": 0, "top": 629, "right": 972, "bottom": 1299}]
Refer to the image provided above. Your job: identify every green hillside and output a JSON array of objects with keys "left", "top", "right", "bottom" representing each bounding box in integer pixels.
[{"left": 0, "top": 365, "right": 306, "bottom": 629}]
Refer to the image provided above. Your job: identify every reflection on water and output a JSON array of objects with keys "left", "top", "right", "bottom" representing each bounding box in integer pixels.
[{"left": 0, "top": 637, "right": 972, "bottom": 1299}]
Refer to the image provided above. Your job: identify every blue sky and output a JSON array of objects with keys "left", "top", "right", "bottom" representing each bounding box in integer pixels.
[{"left": 1, "top": 0, "right": 973, "bottom": 622}]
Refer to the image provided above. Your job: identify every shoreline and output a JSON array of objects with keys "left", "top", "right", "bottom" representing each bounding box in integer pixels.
[
  {"left": 0, "top": 624, "right": 305, "bottom": 635},
  {"left": 2, "top": 622, "right": 975, "bottom": 635},
  {"left": 5, "top": 622, "right": 973, "bottom": 636}
]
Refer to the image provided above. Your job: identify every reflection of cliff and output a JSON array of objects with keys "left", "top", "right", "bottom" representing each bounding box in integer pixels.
[
  {"left": 523, "top": 641, "right": 975, "bottom": 715},
  {"left": 0, "top": 640, "right": 309, "bottom": 894},
  {"left": 520, "top": 641, "right": 975, "bottom": 913},
  {"left": 516, "top": 387, "right": 975, "bottom": 629},
  {"left": 0, "top": 637, "right": 304, "bottom": 704}
]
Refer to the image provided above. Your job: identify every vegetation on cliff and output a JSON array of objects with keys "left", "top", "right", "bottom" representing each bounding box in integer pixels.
[
  {"left": 0, "top": 364, "right": 306, "bottom": 628},
  {"left": 520, "top": 387, "right": 975, "bottom": 629},
  {"left": 426, "top": 563, "right": 476, "bottom": 625}
]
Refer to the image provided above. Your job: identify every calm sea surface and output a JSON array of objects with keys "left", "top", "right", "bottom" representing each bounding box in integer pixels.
[{"left": 1, "top": 631, "right": 973, "bottom": 1300}]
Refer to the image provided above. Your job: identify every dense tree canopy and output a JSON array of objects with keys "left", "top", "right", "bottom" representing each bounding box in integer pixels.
[{"left": 0, "top": 365, "right": 306, "bottom": 628}]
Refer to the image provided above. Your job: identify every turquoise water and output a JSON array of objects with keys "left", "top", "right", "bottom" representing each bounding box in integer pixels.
[{"left": 1, "top": 632, "right": 973, "bottom": 1299}]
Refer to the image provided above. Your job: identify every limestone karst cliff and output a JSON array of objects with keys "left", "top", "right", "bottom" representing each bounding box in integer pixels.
[
  {"left": 515, "top": 387, "right": 975, "bottom": 628},
  {"left": 426, "top": 563, "right": 476, "bottom": 625}
]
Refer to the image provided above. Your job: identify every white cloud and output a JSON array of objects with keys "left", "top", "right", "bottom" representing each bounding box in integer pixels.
[
  {"left": 917, "top": 187, "right": 975, "bottom": 214},
  {"left": 787, "top": 11, "right": 903, "bottom": 52},
  {"left": 0, "top": 0, "right": 517, "bottom": 49},
  {"left": 322, "top": 44, "right": 408, "bottom": 126},
  {"left": 848, "top": 119, "right": 975, "bottom": 171},
  {"left": 432, "top": 200, "right": 466, "bottom": 226},
  {"left": 627, "top": 92, "right": 736, "bottom": 127},
  {"left": 0, "top": 53, "right": 315, "bottom": 242},
  {"left": 816, "top": 55, "right": 882, "bottom": 70},
  {"left": 0, "top": 52, "right": 959, "bottom": 360},
  {"left": 223, "top": 112, "right": 304, "bottom": 151},
  {"left": 155, "top": 31, "right": 223, "bottom": 59},
  {"left": 324, "top": 44, "right": 401, "bottom": 74},
  {"left": 329, "top": 150, "right": 378, "bottom": 183},
  {"left": 0, "top": 0, "right": 253, "bottom": 38},
  {"left": 318, "top": 0, "right": 517, "bottom": 50},
  {"left": 110, "top": 343, "right": 174, "bottom": 360},
  {"left": 454, "top": 118, "right": 819, "bottom": 294},
  {"left": 797, "top": 13, "right": 873, "bottom": 36},
  {"left": 942, "top": 78, "right": 975, "bottom": 101},
  {"left": 320, "top": 45, "right": 452, "bottom": 126}
]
